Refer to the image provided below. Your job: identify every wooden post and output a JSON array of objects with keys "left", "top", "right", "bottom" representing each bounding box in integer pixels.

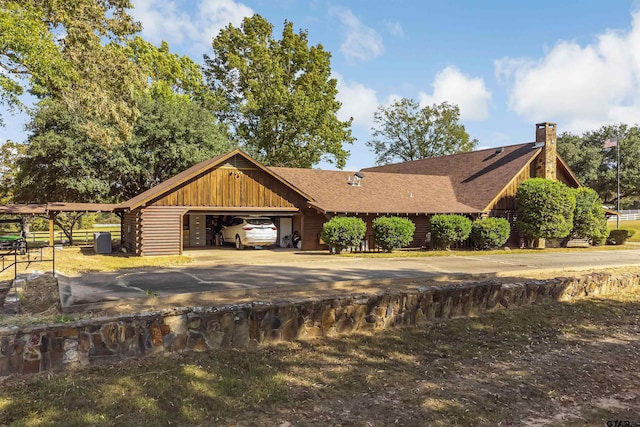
[{"left": 49, "top": 213, "right": 55, "bottom": 246}]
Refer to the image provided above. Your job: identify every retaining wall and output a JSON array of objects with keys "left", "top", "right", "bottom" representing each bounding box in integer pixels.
[{"left": 1, "top": 272, "right": 639, "bottom": 377}]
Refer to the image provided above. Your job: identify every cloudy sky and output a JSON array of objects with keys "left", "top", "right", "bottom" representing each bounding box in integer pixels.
[{"left": 3, "top": 0, "right": 640, "bottom": 170}]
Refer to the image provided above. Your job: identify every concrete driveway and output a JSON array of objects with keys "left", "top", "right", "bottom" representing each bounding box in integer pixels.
[{"left": 59, "top": 247, "right": 640, "bottom": 309}]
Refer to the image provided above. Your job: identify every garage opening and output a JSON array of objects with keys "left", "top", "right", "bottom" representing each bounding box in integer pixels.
[{"left": 182, "top": 211, "right": 301, "bottom": 250}]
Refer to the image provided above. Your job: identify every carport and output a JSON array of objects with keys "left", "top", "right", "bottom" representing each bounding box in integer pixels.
[
  {"left": 0, "top": 203, "right": 116, "bottom": 245},
  {"left": 115, "top": 150, "right": 313, "bottom": 256}
]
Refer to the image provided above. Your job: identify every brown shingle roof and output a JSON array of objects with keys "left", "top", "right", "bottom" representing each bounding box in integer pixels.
[
  {"left": 362, "top": 143, "right": 541, "bottom": 210},
  {"left": 270, "top": 167, "right": 479, "bottom": 214}
]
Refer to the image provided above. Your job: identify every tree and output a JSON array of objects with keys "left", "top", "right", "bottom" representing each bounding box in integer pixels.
[
  {"left": 14, "top": 99, "right": 113, "bottom": 204},
  {"left": 0, "top": 140, "right": 27, "bottom": 203},
  {"left": 430, "top": 214, "right": 472, "bottom": 250},
  {"left": 557, "top": 124, "right": 640, "bottom": 208},
  {"left": 372, "top": 216, "right": 416, "bottom": 252},
  {"left": 0, "top": 0, "right": 144, "bottom": 139},
  {"left": 367, "top": 98, "right": 477, "bottom": 165},
  {"left": 569, "top": 187, "right": 607, "bottom": 245},
  {"left": 111, "top": 93, "right": 234, "bottom": 201},
  {"left": 516, "top": 178, "right": 576, "bottom": 246},
  {"left": 204, "top": 14, "right": 354, "bottom": 168}
]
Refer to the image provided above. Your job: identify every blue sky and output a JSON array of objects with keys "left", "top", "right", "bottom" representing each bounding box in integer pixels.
[{"left": 3, "top": 0, "right": 640, "bottom": 171}]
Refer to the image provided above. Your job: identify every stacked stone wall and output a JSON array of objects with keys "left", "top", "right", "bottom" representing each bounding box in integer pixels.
[{"left": 1, "top": 272, "right": 639, "bottom": 377}]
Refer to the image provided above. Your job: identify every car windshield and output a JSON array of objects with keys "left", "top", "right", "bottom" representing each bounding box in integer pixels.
[{"left": 246, "top": 218, "right": 272, "bottom": 225}]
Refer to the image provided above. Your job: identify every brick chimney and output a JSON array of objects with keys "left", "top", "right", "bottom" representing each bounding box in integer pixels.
[{"left": 535, "top": 122, "right": 557, "bottom": 180}]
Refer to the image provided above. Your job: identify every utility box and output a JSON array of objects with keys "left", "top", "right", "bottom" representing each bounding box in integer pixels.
[{"left": 94, "top": 232, "right": 112, "bottom": 254}]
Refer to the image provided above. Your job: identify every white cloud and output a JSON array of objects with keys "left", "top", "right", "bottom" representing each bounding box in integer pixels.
[
  {"left": 496, "top": 10, "right": 640, "bottom": 133},
  {"left": 419, "top": 66, "right": 492, "bottom": 121},
  {"left": 384, "top": 20, "right": 404, "bottom": 37},
  {"left": 130, "top": 0, "right": 253, "bottom": 57},
  {"left": 329, "top": 6, "right": 384, "bottom": 62},
  {"left": 334, "top": 73, "right": 379, "bottom": 128},
  {"left": 334, "top": 73, "right": 401, "bottom": 128}
]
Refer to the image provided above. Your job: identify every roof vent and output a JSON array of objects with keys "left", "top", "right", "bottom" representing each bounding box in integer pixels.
[
  {"left": 350, "top": 171, "right": 364, "bottom": 187},
  {"left": 495, "top": 147, "right": 504, "bottom": 155}
]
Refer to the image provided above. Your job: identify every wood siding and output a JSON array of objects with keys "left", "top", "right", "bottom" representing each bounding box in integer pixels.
[
  {"left": 122, "top": 210, "right": 142, "bottom": 255},
  {"left": 486, "top": 163, "right": 532, "bottom": 211},
  {"left": 301, "top": 208, "right": 328, "bottom": 251},
  {"left": 150, "top": 160, "right": 302, "bottom": 209},
  {"left": 409, "top": 214, "right": 431, "bottom": 248},
  {"left": 140, "top": 206, "right": 184, "bottom": 256}
]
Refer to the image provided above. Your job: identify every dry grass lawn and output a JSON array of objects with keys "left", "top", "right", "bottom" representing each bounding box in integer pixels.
[{"left": 1, "top": 288, "right": 639, "bottom": 426}]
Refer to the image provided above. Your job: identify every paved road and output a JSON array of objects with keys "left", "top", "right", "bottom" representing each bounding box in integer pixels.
[{"left": 59, "top": 248, "right": 640, "bottom": 307}]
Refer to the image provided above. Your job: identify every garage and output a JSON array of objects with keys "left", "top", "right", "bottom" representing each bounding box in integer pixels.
[{"left": 116, "top": 150, "right": 312, "bottom": 256}]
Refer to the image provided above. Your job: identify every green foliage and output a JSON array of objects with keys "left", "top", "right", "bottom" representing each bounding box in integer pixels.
[
  {"left": 15, "top": 91, "right": 232, "bottom": 204},
  {"left": 0, "top": 0, "right": 144, "bottom": 138},
  {"left": 607, "top": 229, "right": 636, "bottom": 245},
  {"left": 516, "top": 179, "right": 576, "bottom": 243},
  {"left": 430, "top": 214, "right": 472, "bottom": 250},
  {"left": 470, "top": 217, "right": 511, "bottom": 250},
  {"left": 110, "top": 92, "right": 234, "bottom": 200},
  {"left": 204, "top": 14, "right": 354, "bottom": 168},
  {"left": 15, "top": 99, "right": 113, "bottom": 203},
  {"left": 0, "top": 141, "right": 27, "bottom": 203},
  {"left": 320, "top": 217, "right": 366, "bottom": 254},
  {"left": 570, "top": 187, "right": 607, "bottom": 244},
  {"left": 557, "top": 124, "right": 640, "bottom": 208},
  {"left": 366, "top": 98, "right": 478, "bottom": 165},
  {"left": 372, "top": 216, "right": 416, "bottom": 252}
]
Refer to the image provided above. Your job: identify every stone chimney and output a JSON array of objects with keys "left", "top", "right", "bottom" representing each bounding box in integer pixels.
[{"left": 535, "top": 122, "right": 557, "bottom": 180}]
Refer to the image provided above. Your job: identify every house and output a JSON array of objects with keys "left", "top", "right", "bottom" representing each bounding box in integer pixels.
[{"left": 116, "top": 122, "right": 579, "bottom": 255}]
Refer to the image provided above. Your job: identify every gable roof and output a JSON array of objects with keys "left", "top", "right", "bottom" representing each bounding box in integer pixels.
[
  {"left": 362, "top": 143, "right": 542, "bottom": 211},
  {"left": 270, "top": 167, "right": 479, "bottom": 214},
  {"left": 116, "top": 149, "right": 314, "bottom": 211}
]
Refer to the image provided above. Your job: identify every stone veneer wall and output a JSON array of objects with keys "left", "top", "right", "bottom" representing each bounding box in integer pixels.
[{"left": 1, "top": 272, "right": 639, "bottom": 377}]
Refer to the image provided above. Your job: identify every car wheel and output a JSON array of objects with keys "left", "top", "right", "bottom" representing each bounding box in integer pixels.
[
  {"left": 219, "top": 234, "right": 224, "bottom": 246},
  {"left": 235, "top": 235, "right": 244, "bottom": 250}
]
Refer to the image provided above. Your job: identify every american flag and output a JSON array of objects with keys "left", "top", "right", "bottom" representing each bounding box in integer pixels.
[{"left": 604, "top": 137, "right": 618, "bottom": 149}]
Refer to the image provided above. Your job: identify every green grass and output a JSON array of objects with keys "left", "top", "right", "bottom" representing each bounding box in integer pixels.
[
  {"left": 608, "top": 219, "right": 640, "bottom": 242},
  {"left": 1, "top": 288, "right": 639, "bottom": 426}
]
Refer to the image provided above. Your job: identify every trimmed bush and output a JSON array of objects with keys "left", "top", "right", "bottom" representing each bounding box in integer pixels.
[
  {"left": 321, "top": 216, "right": 366, "bottom": 254},
  {"left": 372, "top": 216, "right": 416, "bottom": 252},
  {"left": 470, "top": 217, "right": 511, "bottom": 250},
  {"left": 607, "top": 229, "right": 636, "bottom": 245},
  {"left": 430, "top": 214, "right": 472, "bottom": 250},
  {"left": 569, "top": 187, "right": 607, "bottom": 245},
  {"left": 516, "top": 178, "right": 576, "bottom": 244}
]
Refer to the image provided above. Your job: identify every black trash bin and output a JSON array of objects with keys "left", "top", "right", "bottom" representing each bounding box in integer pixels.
[{"left": 94, "top": 232, "right": 112, "bottom": 254}]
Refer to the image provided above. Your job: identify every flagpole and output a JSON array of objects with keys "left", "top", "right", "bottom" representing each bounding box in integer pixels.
[{"left": 617, "top": 131, "right": 620, "bottom": 229}]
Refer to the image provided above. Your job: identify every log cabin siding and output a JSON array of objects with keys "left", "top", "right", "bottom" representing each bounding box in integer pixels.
[
  {"left": 122, "top": 210, "right": 142, "bottom": 255},
  {"left": 140, "top": 206, "right": 184, "bottom": 256}
]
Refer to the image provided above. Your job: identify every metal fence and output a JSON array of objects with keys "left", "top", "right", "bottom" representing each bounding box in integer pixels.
[
  {"left": 24, "top": 229, "right": 121, "bottom": 244},
  {"left": 607, "top": 209, "right": 640, "bottom": 221}
]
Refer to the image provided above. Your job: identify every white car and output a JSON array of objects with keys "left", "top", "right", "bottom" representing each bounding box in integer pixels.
[{"left": 220, "top": 217, "right": 278, "bottom": 249}]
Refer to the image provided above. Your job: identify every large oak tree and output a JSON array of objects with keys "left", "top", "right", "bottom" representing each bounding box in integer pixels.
[
  {"left": 557, "top": 124, "right": 640, "bottom": 208},
  {"left": 367, "top": 98, "right": 477, "bottom": 165},
  {"left": 204, "top": 14, "right": 354, "bottom": 168}
]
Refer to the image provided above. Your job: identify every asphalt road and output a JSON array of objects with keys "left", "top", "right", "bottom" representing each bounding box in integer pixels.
[{"left": 59, "top": 248, "right": 640, "bottom": 308}]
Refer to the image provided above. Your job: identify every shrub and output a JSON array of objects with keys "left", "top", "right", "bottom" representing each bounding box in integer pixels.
[
  {"left": 372, "top": 216, "right": 416, "bottom": 252},
  {"left": 430, "top": 214, "right": 472, "bottom": 250},
  {"left": 516, "top": 178, "right": 575, "bottom": 244},
  {"left": 320, "top": 216, "right": 366, "bottom": 254},
  {"left": 607, "top": 229, "right": 636, "bottom": 245},
  {"left": 569, "top": 187, "right": 607, "bottom": 245},
  {"left": 470, "top": 217, "right": 511, "bottom": 250}
]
